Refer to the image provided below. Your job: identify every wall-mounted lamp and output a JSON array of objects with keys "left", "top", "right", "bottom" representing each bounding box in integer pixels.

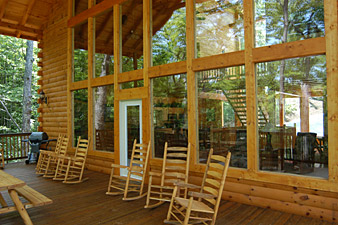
[{"left": 39, "top": 90, "right": 48, "bottom": 104}]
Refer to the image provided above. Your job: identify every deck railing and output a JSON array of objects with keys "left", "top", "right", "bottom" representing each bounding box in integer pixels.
[{"left": 0, "top": 133, "right": 31, "bottom": 161}]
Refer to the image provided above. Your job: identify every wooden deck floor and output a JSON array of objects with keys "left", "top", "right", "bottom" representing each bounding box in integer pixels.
[{"left": 0, "top": 162, "right": 336, "bottom": 225}]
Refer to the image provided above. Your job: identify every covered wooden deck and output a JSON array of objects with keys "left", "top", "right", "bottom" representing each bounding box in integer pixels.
[{"left": 0, "top": 163, "right": 336, "bottom": 225}]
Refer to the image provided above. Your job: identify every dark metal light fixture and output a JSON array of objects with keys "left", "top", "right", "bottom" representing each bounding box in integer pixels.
[{"left": 39, "top": 90, "right": 48, "bottom": 104}]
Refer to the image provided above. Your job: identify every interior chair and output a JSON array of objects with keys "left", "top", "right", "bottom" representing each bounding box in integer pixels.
[
  {"left": 53, "top": 137, "right": 90, "bottom": 184},
  {"left": 42, "top": 135, "right": 69, "bottom": 178},
  {"left": 36, "top": 134, "right": 64, "bottom": 175},
  {"left": 164, "top": 149, "right": 231, "bottom": 225},
  {"left": 145, "top": 142, "right": 191, "bottom": 209},
  {"left": 106, "top": 139, "right": 151, "bottom": 200},
  {"left": 0, "top": 148, "right": 4, "bottom": 169}
]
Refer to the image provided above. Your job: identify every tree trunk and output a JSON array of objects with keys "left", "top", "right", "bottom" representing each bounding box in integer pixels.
[
  {"left": 22, "top": 40, "right": 34, "bottom": 133},
  {"left": 300, "top": 57, "right": 311, "bottom": 132},
  {"left": 279, "top": 0, "right": 288, "bottom": 126},
  {"left": 94, "top": 54, "right": 110, "bottom": 130}
]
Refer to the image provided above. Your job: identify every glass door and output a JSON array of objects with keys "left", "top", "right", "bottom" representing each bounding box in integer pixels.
[{"left": 119, "top": 100, "right": 142, "bottom": 176}]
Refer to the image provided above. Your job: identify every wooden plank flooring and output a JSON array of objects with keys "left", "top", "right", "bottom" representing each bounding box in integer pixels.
[{"left": 0, "top": 162, "right": 336, "bottom": 225}]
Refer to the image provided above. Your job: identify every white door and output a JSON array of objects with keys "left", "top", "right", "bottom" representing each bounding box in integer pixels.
[{"left": 119, "top": 100, "right": 142, "bottom": 176}]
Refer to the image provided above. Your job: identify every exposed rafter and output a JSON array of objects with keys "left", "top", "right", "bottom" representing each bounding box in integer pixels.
[
  {"left": 0, "top": 21, "right": 42, "bottom": 36},
  {"left": 17, "top": 0, "right": 37, "bottom": 38},
  {"left": 0, "top": 0, "right": 9, "bottom": 20}
]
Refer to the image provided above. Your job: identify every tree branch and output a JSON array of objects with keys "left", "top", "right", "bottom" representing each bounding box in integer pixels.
[{"left": 0, "top": 99, "right": 21, "bottom": 131}]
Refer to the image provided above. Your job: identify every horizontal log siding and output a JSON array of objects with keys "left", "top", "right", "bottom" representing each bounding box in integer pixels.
[{"left": 39, "top": 0, "right": 68, "bottom": 141}]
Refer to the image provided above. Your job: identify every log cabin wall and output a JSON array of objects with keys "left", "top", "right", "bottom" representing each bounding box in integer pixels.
[
  {"left": 36, "top": 0, "right": 338, "bottom": 222},
  {"left": 38, "top": 0, "right": 68, "bottom": 144}
]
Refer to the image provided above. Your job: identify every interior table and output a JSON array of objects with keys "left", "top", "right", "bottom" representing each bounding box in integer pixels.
[{"left": 0, "top": 170, "right": 33, "bottom": 225}]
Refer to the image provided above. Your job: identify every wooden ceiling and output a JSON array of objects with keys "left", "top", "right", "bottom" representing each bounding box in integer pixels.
[
  {"left": 0, "top": 0, "right": 185, "bottom": 57},
  {"left": 0, "top": 0, "right": 55, "bottom": 41}
]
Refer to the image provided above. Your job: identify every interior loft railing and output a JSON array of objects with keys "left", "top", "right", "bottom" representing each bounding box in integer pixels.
[{"left": 0, "top": 133, "right": 31, "bottom": 161}]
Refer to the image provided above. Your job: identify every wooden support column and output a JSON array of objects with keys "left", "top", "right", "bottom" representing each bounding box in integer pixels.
[
  {"left": 143, "top": 0, "right": 151, "bottom": 147},
  {"left": 113, "top": 4, "right": 122, "bottom": 165},
  {"left": 67, "top": 0, "right": 73, "bottom": 142},
  {"left": 244, "top": 0, "right": 257, "bottom": 172},
  {"left": 324, "top": 0, "right": 338, "bottom": 182},
  {"left": 88, "top": 0, "right": 95, "bottom": 151},
  {"left": 186, "top": 0, "right": 197, "bottom": 166}
]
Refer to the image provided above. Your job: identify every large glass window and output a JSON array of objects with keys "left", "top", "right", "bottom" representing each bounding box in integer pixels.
[
  {"left": 152, "top": 1, "right": 186, "bottom": 66},
  {"left": 152, "top": 74, "right": 188, "bottom": 158},
  {"left": 93, "top": 85, "right": 114, "bottom": 152},
  {"left": 73, "top": 89, "right": 88, "bottom": 145},
  {"left": 255, "top": 0, "right": 325, "bottom": 47},
  {"left": 122, "top": 0, "right": 143, "bottom": 72},
  {"left": 94, "top": 9, "right": 114, "bottom": 78},
  {"left": 257, "top": 55, "right": 328, "bottom": 178},
  {"left": 74, "top": 21, "right": 89, "bottom": 82},
  {"left": 196, "top": 0, "right": 244, "bottom": 57},
  {"left": 197, "top": 66, "right": 247, "bottom": 168}
]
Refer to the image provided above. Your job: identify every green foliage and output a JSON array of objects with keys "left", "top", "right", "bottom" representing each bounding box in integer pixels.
[
  {"left": 255, "top": 0, "right": 324, "bottom": 46},
  {"left": 74, "top": 49, "right": 88, "bottom": 81},
  {"left": 152, "top": 8, "right": 186, "bottom": 66},
  {"left": 73, "top": 89, "right": 88, "bottom": 141},
  {"left": 0, "top": 35, "right": 39, "bottom": 133}
]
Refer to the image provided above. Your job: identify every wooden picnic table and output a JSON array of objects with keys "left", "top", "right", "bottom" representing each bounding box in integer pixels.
[{"left": 0, "top": 170, "right": 33, "bottom": 224}]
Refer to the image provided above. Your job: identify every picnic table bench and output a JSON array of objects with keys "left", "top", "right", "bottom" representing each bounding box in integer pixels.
[{"left": 0, "top": 170, "right": 52, "bottom": 225}]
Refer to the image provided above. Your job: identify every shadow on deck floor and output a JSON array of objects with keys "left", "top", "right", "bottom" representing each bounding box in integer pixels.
[{"left": 0, "top": 162, "right": 336, "bottom": 225}]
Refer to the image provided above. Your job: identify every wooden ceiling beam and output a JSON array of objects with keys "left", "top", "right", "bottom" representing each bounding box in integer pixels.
[
  {"left": 0, "top": 0, "right": 9, "bottom": 20},
  {"left": 68, "top": 0, "right": 128, "bottom": 28},
  {"left": 0, "top": 21, "right": 42, "bottom": 36},
  {"left": 0, "top": 30, "right": 38, "bottom": 41},
  {"left": 17, "top": 0, "right": 37, "bottom": 38}
]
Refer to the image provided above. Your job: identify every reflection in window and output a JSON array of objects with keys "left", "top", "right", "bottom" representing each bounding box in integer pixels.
[
  {"left": 95, "top": 9, "right": 114, "bottom": 78},
  {"left": 120, "top": 80, "right": 144, "bottom": 89},
  {"left": 257, "top": 55, "right": 328, "bottom": 178},
  {"left": 74, "top": 0, "right": 87, "bottom": 16},
  {"left": 73, "top": 89, "right": 88, "bottom": 145},
  {"left": 122, "top": 0, "right": 143, "bottom": 72},
  {"left": 196, "top": 0, "right": 244, "bottom": 57},
  {"left": 93, "top": 85, "right": 114, "bottom": 152},
  {"left": 152, "top": 74, "right": 188, "bottom": 158},
  {"left": 197, "top": 66, "right": 247, "bottom": 168},
  {"left": 74, "top": 21, "right": 88, "bottom": 82},
  {"left": 152, "top": 1, "right": 186, "bottom": 66},
  {"left": 255, "top": 0, "right": 324, "bottom": 47}
]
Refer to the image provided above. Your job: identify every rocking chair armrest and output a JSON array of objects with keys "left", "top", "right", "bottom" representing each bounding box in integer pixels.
[
  {"left": 174, "top": 181, "right": 201, "bottom": 189},
  {"left": 149, "top": 171, "right": 162, "bottom": 177},
  {"left": 111, "top": 164, "right": 128, "bottom": 169},
  {"left": 188, "top": 191, "right": 216, "bottom": 199}
]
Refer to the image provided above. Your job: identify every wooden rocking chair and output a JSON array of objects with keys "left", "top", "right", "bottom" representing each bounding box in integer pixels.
[
  {"left": 36, "top": 134, "right": 64, "bottom": 175},
  {"left": 53, "top": 137, "right": 90, "bottom": 184},
  {"left": 144, "top": 142, "right": 191, "bottom": 209},
  {"left": 42, "top": 135, "right": 69, "bottom": 178},
  {"left": 106, "top": 139, "right": 151, "bottom": 200},
  {"left": 164, "top": 149, "right": 231, "bottom": 225}
]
